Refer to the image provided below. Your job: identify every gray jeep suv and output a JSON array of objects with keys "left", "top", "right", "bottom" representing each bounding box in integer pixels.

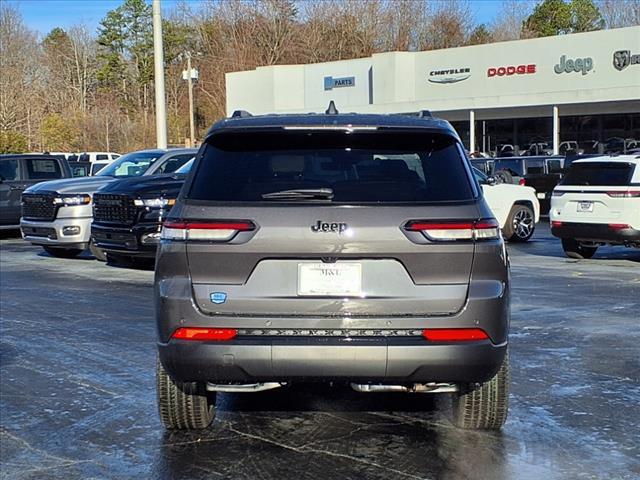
[{"left": 155, "top": 109, "right": 510, "bottom": 430}]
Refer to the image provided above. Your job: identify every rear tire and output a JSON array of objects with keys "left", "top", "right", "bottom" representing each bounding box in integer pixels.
[
  {"left": 156, "top": 357, "right": 215, "bottom": 430},
  {"left": 452, "top": 351, "right": 509, "bottom": 430},
  {"left": 561, "top": 238, "right": 598, "bottom": 259},
  {"left": 89, "top": 240, "right": 107, "bottom": 262},
  {"left": 43, "top": 246, "right": 83, "bottom": 258},
  {"left": 503, "top": 204, "right": 535, "bottom": 242}
]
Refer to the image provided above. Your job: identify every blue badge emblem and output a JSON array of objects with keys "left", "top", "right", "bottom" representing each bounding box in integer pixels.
[{"left": 210, "top": 292, "right": 227, "bottom": 304}]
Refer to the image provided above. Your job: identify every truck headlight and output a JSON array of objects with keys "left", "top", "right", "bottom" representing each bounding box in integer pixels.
[
  {"left": 133, "top": 198, "right": 176, "bottom": 208},
  {"left": 53, "top": 194, "right": 91, "bottom": 206}
]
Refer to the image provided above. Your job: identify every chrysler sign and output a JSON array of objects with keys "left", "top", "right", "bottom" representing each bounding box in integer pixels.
[
  {"left": 428, "top": 68, "right": 471, "bottom": 84},
  {"left": 324, "top": 76, "right": 355, "bottom": 90}
]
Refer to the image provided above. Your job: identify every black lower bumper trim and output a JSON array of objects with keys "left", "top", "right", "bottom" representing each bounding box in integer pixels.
[
  {"left": 551, "top": 222, "right": 640, "bottom": 244},
  {"left": 158, "top": 337, "right": 507, "bottom": 385}
]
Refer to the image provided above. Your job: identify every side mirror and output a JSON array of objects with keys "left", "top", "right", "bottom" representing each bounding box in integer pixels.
[{"left": 486, "top": 176, "right": 498, "bottom": 186}]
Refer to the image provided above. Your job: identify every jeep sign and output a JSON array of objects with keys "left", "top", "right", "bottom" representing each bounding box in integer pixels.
[{"left": 554, "top": 55, "right": 593, "bottom": 75}]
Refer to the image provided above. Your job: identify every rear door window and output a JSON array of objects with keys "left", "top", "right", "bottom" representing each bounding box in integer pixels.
[
  {"left": 0, "top": 159, "right": 20, "bottom": 181},
  {"left": 546, "top": 159, "right": 563, "bottom": 173},
  {"left": 188, "top": 130, "right": 475, "bottom": 203},
  {"left": 23, "top": 158, "right": 62, "bottom": 180},
  {"left": 562, "top": 162, "right": 635, "bottom": 186}
]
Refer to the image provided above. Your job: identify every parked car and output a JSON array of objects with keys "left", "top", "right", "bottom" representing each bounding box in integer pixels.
[
  {"left": 154, "top": 109, "right": 510, "bottom": 431},
  {"left": 19, "top": 149, "right": 196, "bottom": 258},
  {"left": 91, "top": 159, "right": 193, "bottom": 265},
  {"left": 473, "top": 167, "right": 539, "bottom": 242},
  {"left": 558, "top": 141, "right": 583, "bottom": 156},
  {"left": 1, "top": 154, "right": 72, "bottom": 230},
  {"left": 522, "top": 142, "right": 552, "bottom": 156},
  {"left": 550, "top": 155, "right": 640, "bottom": 258},
  {"left": 493, "top": 155, "right": 564, "bottom": 214},
  {"left": 77, "top": 152, "right": 121, "bottom": 163},
  {"left": 603, "top": 137, "right": 639, "bottom": 154}
]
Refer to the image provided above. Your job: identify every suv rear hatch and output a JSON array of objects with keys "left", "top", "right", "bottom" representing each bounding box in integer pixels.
[
  {"left": 177, "top": 128, "right": 483, "bottom": 318},
  {"left": 553, "top": 161, "right": 638, "bottom": 223}
]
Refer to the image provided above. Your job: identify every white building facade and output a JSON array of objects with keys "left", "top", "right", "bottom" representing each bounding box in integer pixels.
[{"left": 226, "top": 26, "right": 640, "bottom": 155}]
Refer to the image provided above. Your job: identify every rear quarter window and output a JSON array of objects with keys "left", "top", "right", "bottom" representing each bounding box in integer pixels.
[
  {"left": 187, "top": 131, "right": 476, "bottom": 203},
  {"left": 561, "top": 162, "right": 635, "bottom": 186}
]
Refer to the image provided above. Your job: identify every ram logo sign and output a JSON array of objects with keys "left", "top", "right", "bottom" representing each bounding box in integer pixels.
[{"left": 324, "top": 76, "right": 355, "bottom": 91}]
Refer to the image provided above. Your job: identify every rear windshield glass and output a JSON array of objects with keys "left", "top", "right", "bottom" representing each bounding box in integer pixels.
[
  {"left": 561, "top": 162, "right": 634, "bottom": 186},
  {"left": 188, "top": 131, "right": 475, "bottom": 203}
]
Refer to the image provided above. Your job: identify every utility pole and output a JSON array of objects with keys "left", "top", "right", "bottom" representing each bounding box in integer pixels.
[
  {"left": 186, "top": 52, "right": 195, "bottom": 147},
  {"left": 152, "top": 0, "right": 168, "bottom": 149}
]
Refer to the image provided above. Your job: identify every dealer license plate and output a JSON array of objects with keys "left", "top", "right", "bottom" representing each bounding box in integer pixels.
[
  {"left": 577, "top": 201, "right": 594, "bottom": 212},
  {"left": 298, "top": 263, "right": 362, "bottom": 296}
]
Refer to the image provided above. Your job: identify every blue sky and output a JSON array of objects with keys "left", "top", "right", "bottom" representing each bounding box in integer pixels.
[{"left": 10, "top": 0, "right": 506, "bottom": 35}]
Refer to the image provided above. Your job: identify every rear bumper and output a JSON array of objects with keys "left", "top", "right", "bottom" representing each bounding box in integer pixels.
[
  {"left": 20, "top": 217, "right": 91, "bottom": 248},
  {"left": 91, "top": 223, "right": 160, "bottom": 258},
  {"left": 551, "top": 222, "right": 640, "bottom": 245},
  {"left": 158, "top": 337, "right": 507, "bottom": 384}
]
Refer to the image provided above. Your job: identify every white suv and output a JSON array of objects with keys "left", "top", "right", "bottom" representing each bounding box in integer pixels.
[
  {"left": 550, "top": 155, "right": 640, "bottom": 258},
  {"left": 473, "top": 167, "right": 540, "bottom": 242}
]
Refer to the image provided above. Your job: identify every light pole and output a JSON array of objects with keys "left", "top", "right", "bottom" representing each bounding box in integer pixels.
[
  {"left": 182, "top": 53, "right": 198, "bottom": 148},
  {"left": 152, "top": 0, "right": 167, "bottom": 149}
]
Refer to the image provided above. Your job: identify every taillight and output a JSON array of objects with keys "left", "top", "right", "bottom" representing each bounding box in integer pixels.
[
  {"left": 405, "top": 218, "right": 500, "bottom": 241},
  {"left": 161, "top": 220, "right": 255, "bottom": 241},
  {"left": 606, "top": 190, "right": 640, "bottom": 198},
  {"left": 551, "top": 221, "right": 563, "bottom": 228},
  {"left": 422, "top": 328, "right": 489, "bottom": 342},
  {"left": 609, "top": 223, "right": 631, "bottom": 230},
  {"left": 172, "top": 327, "right": 237, "bottom": 341},
  {"left": 552, "top": 190, "right": 565, "bottom": 197},
  {"left": 518, "top": 178, "right": 526, "bottom": 186}
]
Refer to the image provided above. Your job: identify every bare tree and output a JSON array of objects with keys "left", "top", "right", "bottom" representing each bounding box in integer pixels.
[
  {"left": 490, "top": 0, "right": 537, "bottom": 41},
  {"left": 598, "top": 0, "right": 640, "bottom": 28},
  {"left": 420, "top": 0, "right": 475, "bottom": 50}
]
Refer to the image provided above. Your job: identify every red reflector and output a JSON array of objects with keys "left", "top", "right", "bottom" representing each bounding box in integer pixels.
[
  {"left": 551, "top": 221, "right": 562, "bottom": 228},
  {"left": 172, "top": 328, "right": 237, "bottom": 341},
  {"left": 422, "top": 328, "right": 489, "bottom": 342},
  {"left": 518, "top": 178, "right": 526, "bottom": 186},
  {"left": 609, "top": 223, "right": 631, "bottom": 230}
]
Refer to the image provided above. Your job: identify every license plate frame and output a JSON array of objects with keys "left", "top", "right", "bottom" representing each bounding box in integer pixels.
[
  {"left": 577, "top": 201, "right": 594, "bottom": 213},
  {"left": 297, "top": 262, "right": 362, "bottom": 296}
]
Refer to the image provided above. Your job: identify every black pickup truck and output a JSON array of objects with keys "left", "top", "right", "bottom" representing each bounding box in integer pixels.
[
  {"left": 1, "top": 154, "right": 72, "bottom": 229},
  {"left": 91, "top": 159, "right": 193, "bottom": 265},
  {"left": 492, "top": 156, "right": 565, "bottom": 214}
]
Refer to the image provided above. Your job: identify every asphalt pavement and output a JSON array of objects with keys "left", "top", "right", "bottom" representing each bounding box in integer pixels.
[{"left": 1, "top": 224, "right": 639, "bottom": 480}]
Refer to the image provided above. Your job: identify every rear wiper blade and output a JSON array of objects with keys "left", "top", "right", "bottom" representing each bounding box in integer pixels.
[{"left": 261, "top": 188, "right": 334, "bottom": 200}]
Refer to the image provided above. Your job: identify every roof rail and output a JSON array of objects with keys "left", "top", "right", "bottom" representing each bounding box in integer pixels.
[
  {"left": 417, "top": 110, "right": 432, "bottom": 118},
  {"left": 231, "top": 110, "right": 252, "bottom": 118},
  {"left": 325, "top": 100, "right": 339, "bottom": 115}
]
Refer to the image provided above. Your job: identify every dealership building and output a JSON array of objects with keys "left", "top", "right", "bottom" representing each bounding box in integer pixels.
[{"left": 226, "top": 26, "right": 640, "bottom": 155}]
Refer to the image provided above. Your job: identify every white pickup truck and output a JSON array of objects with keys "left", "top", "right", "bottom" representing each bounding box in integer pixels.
[{"left": 473, "top": 167, "right": 541, "bottom": 242}]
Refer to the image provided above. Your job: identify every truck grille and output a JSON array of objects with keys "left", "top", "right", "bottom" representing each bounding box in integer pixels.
[
  {"left": 21, "top": 193, "right": 56, "bottom": 221},
  {"left": 93, "top": 194, "right": 138, "bottom": 225}
]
